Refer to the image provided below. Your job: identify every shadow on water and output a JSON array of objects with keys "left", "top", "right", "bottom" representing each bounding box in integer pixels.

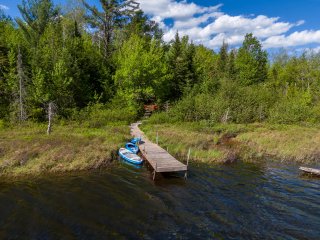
[{"left": 0, "top": 159, "right": 319, "bottom": 239}]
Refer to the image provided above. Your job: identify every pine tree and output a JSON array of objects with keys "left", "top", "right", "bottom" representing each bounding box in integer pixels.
[
  {"left": 166, "top": 33, "right": 196, "bottom": 100},
  {"left": 235, "top": 33, "right": 268, "bottom": 85},
  {"left": 83, "top": 0, "right": 139, "bottom": 58},
  {"left": 217, "top": 41, "right": 229, "bottom": 77},
  {"left": 16, "top": 0, "right": 60, "bottom": 46},
  {"left": 124, "top": 10, "right": 163, "bottom": 40},
  {"left": 228, "top": 49, "right": 237, "bottom": 80},
  {"left": 193, "top": 45, "right": 218, "bottom": 93}
]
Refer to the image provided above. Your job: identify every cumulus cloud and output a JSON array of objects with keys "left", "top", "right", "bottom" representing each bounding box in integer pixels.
[
  {"left": 136, "top": 0, "right": 320, "bottom": 50},
  {"left": 0, "top": 4, "right": 9, "bottom": 10},
  {"left": 263, "top": 30, "right": 320, "bottom": 48}
]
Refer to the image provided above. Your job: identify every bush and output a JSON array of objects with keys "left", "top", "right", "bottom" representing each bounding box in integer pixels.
[
  {"left": 0, "top": 119, "right": 6, "bottom": 130},
  {"left": 163, "top": 81, "right": 275, "bottom": 124},
  {"left": 75, "top": 103, "right": 138, "bottom": 128},
  {"left": 269, "top": 92, "right": 313, "bottom": 124},
  {"left": 147, "top": 112, "right": 174, "bottom": 124}
]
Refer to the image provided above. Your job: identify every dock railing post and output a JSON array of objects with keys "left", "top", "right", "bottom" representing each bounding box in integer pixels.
[
  {"left": 153, "top": 162, "right": 157, "bottom": 181},
  {"left": 187, "top": 148, "right": 191, "bottom": 166}
]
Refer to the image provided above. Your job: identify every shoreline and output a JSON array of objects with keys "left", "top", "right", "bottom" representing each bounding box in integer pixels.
[
  {"left": 0, "top": 123, "right": 130, "bottom": 178},
  {"left": 140, "top": 122, "right": 320, "bottom": 165},
  {"left": 0, "top": 121, "right": 319, "bottom": 178}
]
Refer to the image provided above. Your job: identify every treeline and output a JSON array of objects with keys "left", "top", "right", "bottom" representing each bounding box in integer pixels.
[
  {"left": 0, "top": 0, "right": 320, "bottom": 126},
  {"left": 163, "top": 34, "right": 320, "bottom": 124}
]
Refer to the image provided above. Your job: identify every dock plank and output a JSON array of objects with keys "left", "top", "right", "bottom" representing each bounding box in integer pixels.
[
  {"left": 131, "top": 122, "right": 187, "bottom": 173},
  {"left": 299, "top": 167, "right": 320, "bottom": 176}
]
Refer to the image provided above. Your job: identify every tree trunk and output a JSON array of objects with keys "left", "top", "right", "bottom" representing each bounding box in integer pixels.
[
  {"left": 17, "top": 47, "right": 26, "bottom": 122},
  {"left": 222, "top": 107, "right": 230, "bottom": 123},
  {"left": 47, "top": 102, "right": 53, "bottom": 135}
]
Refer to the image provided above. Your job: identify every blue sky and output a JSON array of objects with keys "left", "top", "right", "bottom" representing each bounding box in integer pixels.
[{"left": 1, "top": 0, "right": 320, "bottom": 51}]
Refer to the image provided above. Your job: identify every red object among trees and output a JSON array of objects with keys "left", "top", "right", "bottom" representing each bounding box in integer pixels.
[{"left": 144, "top": 104, "right": 158, "bottom": 112}]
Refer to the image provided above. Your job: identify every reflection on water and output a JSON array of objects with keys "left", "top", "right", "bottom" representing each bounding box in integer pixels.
[{"left": 0, "top": 161, "right": 319, "bottom": 239}]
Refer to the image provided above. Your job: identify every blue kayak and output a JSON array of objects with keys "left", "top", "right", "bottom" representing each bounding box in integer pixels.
[
  {"left": 118, "top": 148, "right": 143, "bottom": 165},
  {"left": 130, "top": 137, "right": 141, "bottom": 144},
  {"left": 125, "top": 142, "right": 139, "bottom": 154}
]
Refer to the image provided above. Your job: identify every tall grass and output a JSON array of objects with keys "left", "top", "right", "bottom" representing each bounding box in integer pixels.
[
  {"left": 141, "top": 123, "right": 228, "bottom": 163},
  {"left": 0, "top": 104, "right": 136, "bottom": 177},
  {"left": 71, "top": 103, "right": 138, "bottom": 127},
  {"left": 0, "top": 122, "right": 131, "bottom": 177},
  {"left": 141, "top": 120, "right": 320, "bottom": 164}
]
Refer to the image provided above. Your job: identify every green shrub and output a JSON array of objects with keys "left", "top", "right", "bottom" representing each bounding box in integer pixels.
[
  {"left": 75, "top": 103, "right": 138, "bottom": 127},
  {"left": 163, "top": 81, "right": 275, "bottom": 124},
  {"left": 147, "top": 112, "right": 178, "bottom": 124},
  {"left": 0, "top": 119, "right": 6, "bottom": 130},
  {"left": 269, "top": 92, "right": 313, "bottom": 124}
]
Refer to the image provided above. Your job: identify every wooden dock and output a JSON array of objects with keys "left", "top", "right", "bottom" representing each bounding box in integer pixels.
[
  {"left": 299, "top": 167, "right": 320, "bottom": 176},
  {"left": 130, "top": 122, "right": 188, "bottom": 179}
]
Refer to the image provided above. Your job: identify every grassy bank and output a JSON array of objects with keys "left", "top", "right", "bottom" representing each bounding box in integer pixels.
[
  {"left": 141, "top": 121, "right": 320, "bottom": 164},
  {"left": 0, "top": 122, "right": 130, "bottom": 177},
  {"left": 1, "top": 117, "right": 319, "bottom": 178}
]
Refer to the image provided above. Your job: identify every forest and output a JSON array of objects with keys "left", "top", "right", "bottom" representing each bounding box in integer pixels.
[
  {"left": 0, "top": 0, "right": 320, "bottom": 128},
  {"left": 0, "top": 2, "right": 319, "bottom": 239}
]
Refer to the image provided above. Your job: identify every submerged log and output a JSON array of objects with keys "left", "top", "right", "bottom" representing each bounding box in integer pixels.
[{"left": 299, "top": 167, "right": 320, "bottom": 176}]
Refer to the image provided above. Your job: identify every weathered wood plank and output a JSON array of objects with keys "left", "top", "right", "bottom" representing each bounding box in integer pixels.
[
  {"left": 299, "top": 167, "right": 320, "bottom": 175},
  {"left": 131, "top": 122, "right": 187, "bottom": 174}
]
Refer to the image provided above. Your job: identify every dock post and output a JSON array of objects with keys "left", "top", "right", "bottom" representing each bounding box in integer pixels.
[
  {"left": 153, "top": 162, "right": 157, "bottom": 181},
  {"left": 131, "top": 122, "right": 188, "bottom": 180}
]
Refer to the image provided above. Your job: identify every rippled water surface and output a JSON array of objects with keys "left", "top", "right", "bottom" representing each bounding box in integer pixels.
[{"left": 0, "top": 161, "right": 319, "bottom": 239}]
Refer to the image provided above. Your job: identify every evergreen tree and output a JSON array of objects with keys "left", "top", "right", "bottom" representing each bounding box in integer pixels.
[
  {"left": 228, "top": 49, "right": 237, "bottom": 80},
  {"left": 124, "top": 10, "right": 163, "bottom": 40},
  {"left": 235, "top": 33, "right": 268, "bottom": 85},
  {"left": 166, "top": 33, "right": 196, "bottom": 100},
  {"left": 193, "top": 45, "right": 218, "bottom": 93},
  {"left": 217, "top": 41, "right": 229, "bottom": 77},
  {"left": 83, "top": 0, "right": 139, "bottom": 58},
  {"left": 16, "top": 0, "right": 60, "bottom": 46}
]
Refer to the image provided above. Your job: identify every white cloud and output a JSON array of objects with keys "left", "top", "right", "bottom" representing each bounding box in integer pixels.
[
  {"left": 0, "top": 4, "right": 9, "bottom": 10},
  {"left": 264, "top": 30, "right": 320, "bottom": 48},
  {"left": 138, "top": 0, "right": 221, "bottom": 20},
  {"left": 136, "top": 0, "right": 320, "bottom": 50}
]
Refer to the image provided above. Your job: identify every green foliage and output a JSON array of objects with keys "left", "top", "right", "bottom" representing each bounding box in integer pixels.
[
  {"left": 235, "top": 33, "right": 268, "bottom": 85},
  {"left": 217, "top": 41, "right": 229, "bottom": 76},
  {"left": 165, "top": 86, "right": 274, "bottom": 124},
  {"left": 165, "top": 33, "right": 196, "bottom": 100},
  {"left": 83, "top": 0, "right": 139, "bottom": 58},
  {"left": 0, "top": 119, "right": 6, "bottom": 130},
  {"left": 16, "top": 0, "right": 60, "bottom": 46},
  {"left": 0, "top": 0, "right": 319, "bottom": 128},
  {"left": 74, "top": 103, "right": 138, "bottom": 128},
  {"left": 124, "top": 10, "right": 163, "bottom": 40},
  {"left": 114, "top": 34, "right": 168, "bottom": 106},
  {"left": 193, "top": 45, "right": 218, "bottom": 93},
  {"left": 269, "top": 90, "right": 314, "bottom": 124}
]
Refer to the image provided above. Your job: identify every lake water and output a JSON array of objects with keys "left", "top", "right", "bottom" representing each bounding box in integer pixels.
[{"left": 0, "top": 161, "right": 319, "bottom": 239}]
